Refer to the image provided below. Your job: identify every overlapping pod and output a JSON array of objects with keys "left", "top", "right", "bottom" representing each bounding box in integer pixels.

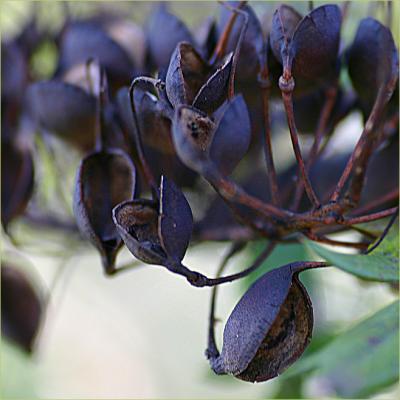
[
  {"left": 270, "top": 4, "right": 342, "bottom": 94},
  {"left": 1, "top": 263, "right": 43, "bottom": 353},
  {"left": 347, "top": 17, "right": 399, "bottom": 118},
  {"left": 172, "top": 95, "right": 251, "bottom": 176},
  {"left": 113, "top": 176, "right": 193, "bottom": 267},
  {"left": 207, "top": 262, "right": 324, "bottom": 382},
  {"left": 166, "top": 41, "right": 233, "bottom": 114}
]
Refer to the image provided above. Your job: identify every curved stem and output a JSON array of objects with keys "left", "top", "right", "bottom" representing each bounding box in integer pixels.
[
  {"left": 209, "top": 1, "right": 247, "bottom": 66},
  {"left": 206, "top": 242, "right": 247, "bottom": 359},
  {"left": 365, "top": 207, "right": 398, "bottom": 254},
  {"left": 129, "top": 77, "right": 165, "bottom": 198},
  {"left": 217, "top": 1, "right": 249, "bottom": 99},
  {"left": 304, "top": 231, "right": 370, "bottom": 250}
]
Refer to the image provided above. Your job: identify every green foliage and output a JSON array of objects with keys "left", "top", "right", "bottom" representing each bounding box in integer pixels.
[
  {"left": 307, "top": 225, "right": 399, "bottom": 282},
  {"left": 285, "top": 301, "right": 399, "bottom": 398}
]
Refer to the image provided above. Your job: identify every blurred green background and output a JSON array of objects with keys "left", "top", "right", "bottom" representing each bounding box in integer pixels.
[{"left": 1, "top": 1, "right": 399, "bottom": 398}]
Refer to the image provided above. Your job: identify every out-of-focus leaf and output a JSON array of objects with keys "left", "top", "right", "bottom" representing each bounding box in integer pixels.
[
  {"left": 285, "top": 301, "right": 399, "bottom": 398},
  {"left": 307, "top": 229, "right": 399, "bottom": 282}
]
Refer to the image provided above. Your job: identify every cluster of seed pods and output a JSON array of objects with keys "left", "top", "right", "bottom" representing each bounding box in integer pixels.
[{"left": 1, "top": 1, "right": 398, "bottom": 382}]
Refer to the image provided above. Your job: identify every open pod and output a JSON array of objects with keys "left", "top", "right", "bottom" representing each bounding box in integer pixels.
[
  {"left": 207, "top": 261, "right": 326, "bottom": 382},
  {"left": 1, "top": 263, "right": 43, "bottom": 353},
  {"left": 113, "top": 175, "right": 193, "bottom": 267},
  {"left": 172, "top": 95, "right": 251, "bottom": 176},
  {"left": 270, "top": 4, "right": 341, "bottom": 94},
  {"left": 166, "top": 41, "right": 233, "bottom": 114},
  {"left": 73, "top": 150, "right": 136, "bottom": 274}
]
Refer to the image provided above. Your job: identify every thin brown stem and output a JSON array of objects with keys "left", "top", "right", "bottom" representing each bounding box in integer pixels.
[
  {"left": 206, "top": 241, "right": 274, "bottom": 359},
  {"left": 330, "top": 75, "right": 397, "bottom": 204},
  {"left": 341, "top": 207, "right": 398, "bottom": 226},
  {"left": 259, "top": 66, "right": 280, "bottom": 205},
  {"left": 351, "top": 188, "right": 399, "bottom": 216},
  {"left": 281, "top": 90, "right": 320, "bottom": 208},
  {"left": 209, "top": 1, "right": 247, "bottom": 65},
  {"left": 292, "top": 86, "right": 338, "bottom": 210},
  {"left": 304, "top": 231, "right": 370, "bottom": 250},
  {"left": 217, "top": 1, "right": 249, "bottom": 99}
]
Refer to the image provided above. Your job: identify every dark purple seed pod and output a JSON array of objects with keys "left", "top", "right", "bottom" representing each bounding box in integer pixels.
[
  {"left": 192, "top": 52, "right": 233, "bottom": 114},
  {"left": 113, "top": 199, "right": 167, "bottom": 265},
  {"left": 1, "top": 263, "right": 43, "bottom": 353},
  {"left": 1, "top": 136, "right": 34, "bottom": 230},
  {"left": 269, "top": 5, "right": 302, "bottom": 65},
  {"left": 347, "top": 17, "right": 399, "bottom": 118},
  {"left": 113, "top": 176, "right": 193, "bottom": 265},
  {"left": 271, "top": 4, "right": 341, "bottom": 92},
  {"left": 166, "top": 42, "right": 211, "bottom": 108},
  {"left": 208, "top": 262, "right": 325, "bottom": 382},
  {"left": 158, "top": 175, "right": 193, "bottom": 262},
  {"left": 27, "top": 81, "right": 96, "bottom": 151},
  {"left": 172, "top": 105, "right": 217, "bottom": 174},
  {"left": 210, "top": 94, "right": 251, "bottom": 176},
  {"left": 73, "top": 150, "right": 136, "bottom": 274},
  {"left": 146, "top": 4, "right": 194, "bottom": 70},
  {"left": 217, "top": 1, "right": 264, "bottom": 80},
  {"left": 58, "top": 22, "right": 135, "bottom": 91},
  {"left": 1, "top": 41, "right": 29, "bottom": 104},
  {"left": 172, "top": 95, "right": 250, "bottom": 176}
]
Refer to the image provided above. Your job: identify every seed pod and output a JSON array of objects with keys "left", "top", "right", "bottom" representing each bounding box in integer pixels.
[
  {"left": 192, "top": 52, "right": 233, "bottom": 114},
  {"left": 172, "top": 95, "right": 250, "bottom": 176},
  {"left": 217, "top": 1, "right": 264, "bottom": 81},
  {"left": 73, "top": 150, "right": 136, "bottom": 273},
  {"left": 166, "top": 42, "right": 233, "bottom": 114},
  {"left": 27, "top": 80, "right": 97, "bottom": 151},
  {"left": 146, "top": 4, "right": 194, "bottom": 70},
  {"left": 58, "top": 21, "right": 135, "bottom": 91},
  {"left": 166, "top": 42, "right": 211, "bottom": 108},
  {"left": 207, "top": 261, "right": 324, "bottom": 382},
  {"left": 270, "top": 4, "right": 341, "bottom": 94},
  {"left": 1, "top": 135, "right": 34, "bottom": 230},
  {"left": 113, "top": 176, "right": 193, "bottom": 265},
  {"left": 347, "top": 17, "right": 399, "bottom": 118},
  {"left": 1, "top": 263, "right": 43, "bottom": 353},
  {"left": 195, "top": 16, "right": 217, "bottom": 61}
]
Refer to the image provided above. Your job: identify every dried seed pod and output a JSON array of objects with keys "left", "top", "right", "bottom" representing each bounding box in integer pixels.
[
  {"left": 210, "top": 94, "right": 251, "bottom": 176},
  {"left": 347, "top": 17, "right": 399, "bottom": 118},
  {"left": 195, "top": 16, "right": 217, "bottom": 61},
  {"left": 192, "top": 52, "right": 233, "bottom": 114},
  {"left": 146, "top": 4, "right": 194, "bottom": 70},
  {"left": 1, "top": 135, "right": 34, "bottom": 230},
  {"left": 207, "top": 262, "right": 325, "bottom": 382},
  {"left": 1, "top": 263, "right": 43, "bottom": 353},
  {"left": 27, "top": 80, "right": 97, "bottom": 151},
  {"left": 166, "top": 42, "right": 211, "bottom": 108},
  {"left": 270, "top": 4, "right": 341, "bottom": 93},
  {"left": 172, "top": 95, "right": 251, "bottom": 176},
  {"left": 166, "top": 42, "right": 233, "bottom": 114},
  {"left": 73, "top": 150, "right": 136, "bottom": 273},
  {"left": 113, "top": 199, "right": 166, "bottom": 265},
  {"left": 58, "top": 21, "right": 135, "bottom": 91},
  {"left": 113, "top": 176, "right": 193, "bottom": 265}
]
